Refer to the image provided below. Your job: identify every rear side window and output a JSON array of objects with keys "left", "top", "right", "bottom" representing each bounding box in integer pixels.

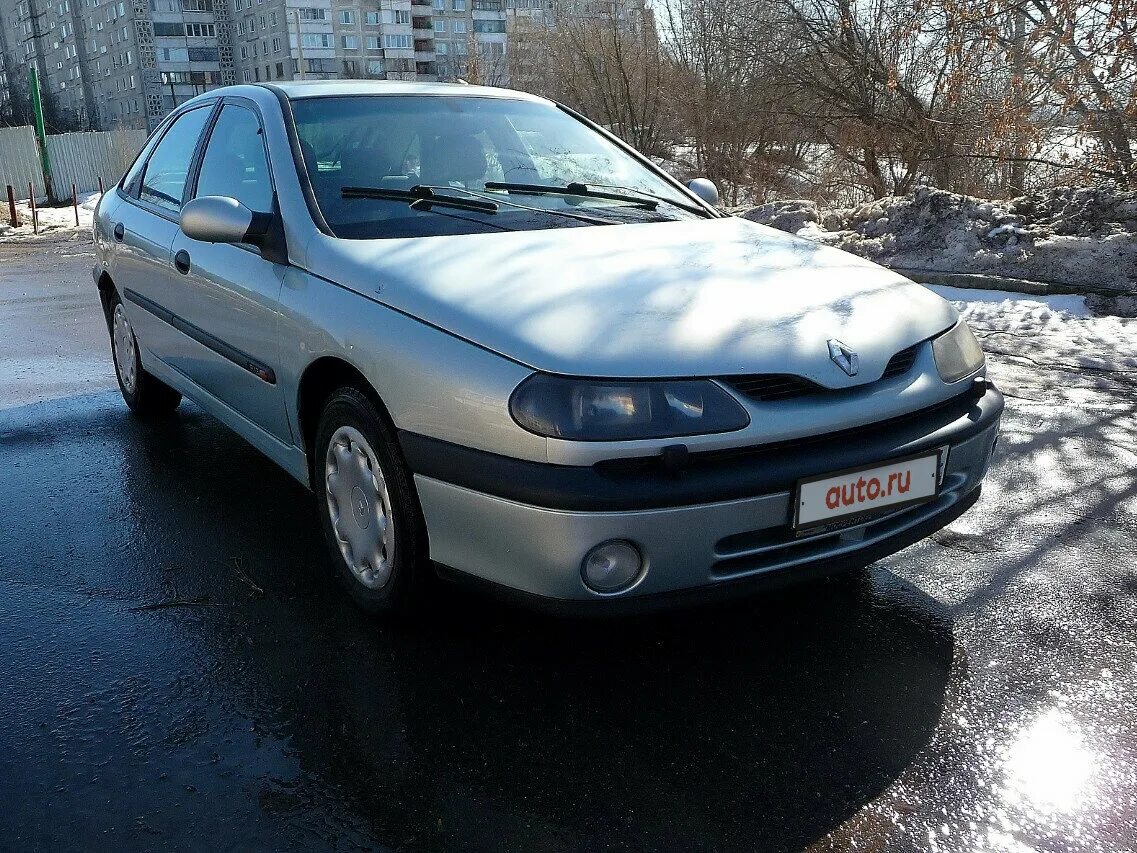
[
  {"left": 195, "top": 104, "right": 275, "bottom": 213},
  {"left": 139, "top": 106, "right": 212, "bottom": 212}
]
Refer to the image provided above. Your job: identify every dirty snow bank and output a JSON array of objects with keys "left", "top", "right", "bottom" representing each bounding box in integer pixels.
[
  {"left": 0, "top": 192, "right": 100, "bottom": 239},
  {"left": 743, "top": 186, "right": 1137, "bottom": 294}
]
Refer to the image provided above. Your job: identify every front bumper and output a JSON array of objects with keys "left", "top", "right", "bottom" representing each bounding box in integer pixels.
[{"left": 409, "top": 384, "right": 1003, "bottom": 611}]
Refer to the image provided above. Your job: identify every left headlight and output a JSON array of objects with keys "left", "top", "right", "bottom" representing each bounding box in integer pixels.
[
  {"left": 932, "top": 321, "right": 986, "bottom": 383},
  {"left": 509, "top": 374, "right": 751, "bottom": 441}
]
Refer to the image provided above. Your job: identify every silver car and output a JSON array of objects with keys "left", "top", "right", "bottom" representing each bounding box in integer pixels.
[{"left": 93, "top": 81, "right": 1003, "bottom": 614}]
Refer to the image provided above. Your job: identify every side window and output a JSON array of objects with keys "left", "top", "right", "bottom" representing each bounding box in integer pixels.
[
  {"left": 195, "top": 105, "right": 274, "bottom": 213},
  {"left": 139, "top": 106, "right": 212, "bottom": 212}
]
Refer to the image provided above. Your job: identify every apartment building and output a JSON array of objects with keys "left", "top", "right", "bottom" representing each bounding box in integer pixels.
[
  {"left": 0, "top": 0, "right": 235, "bottom": 130},
  {"left": 0, "top": 0, "right": 562, "bottom": 132}
]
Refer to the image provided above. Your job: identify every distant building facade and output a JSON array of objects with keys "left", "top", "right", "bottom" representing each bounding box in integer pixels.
[{"left": 0, "top": 0, "right": 554, "bottom": 132}]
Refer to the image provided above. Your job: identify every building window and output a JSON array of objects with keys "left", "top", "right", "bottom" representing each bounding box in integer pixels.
[
  {"left": 383, "top": 34, "right": 412, "bottom": 49},
  {"left": 436, "top": 41, "right": 447, "bottom": 54},
  {"left": 297, "top": 7, "right": 325, "bottom": 20},
  {"left": 433, "top": 19, "right": 444, "bottom": 32},
  {"left": 452, "top": 0, "right": 465, "bottom": 9},
  {"left": 433, "top": 0, "right": 444, "bottom": 8},
  {"left": 364, "top": 11, "right": 379, "bottom": 24},
  {"left": 366, "top": 59, "right": 383, "bottom": 75},
  {"left": 365, "top": 36, "right": 379, "bottom": 50},
  {"left": 272, "top": 37, "right": 282, "bottom": 53},
  {"left": 242, "top": 69, "right": 252, "bottom": 82},
  {"left": 341, "top": 35, "right": 358, "bottom": 49},
  {"left": 339, "top": 9, "right": 353, "bottom": 24},
  {"left": 301, "top": 33, "right": 332, "bottom": 48},
  {"left": 185, "top": 23, "right": 216, "bottom": 38},
  {"left": 180, "top": 0, "right": 212, "bottom": 10},
  {"left": 451, "top": 19, "right": 466, "bottom": 33},
  {"left": 473, "top": 19, "right": 505, "bottom": 33}
]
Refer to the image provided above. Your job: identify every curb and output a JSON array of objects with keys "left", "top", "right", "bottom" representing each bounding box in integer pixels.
[{"left": 892, "top": 268, "right": 1130, "bottom": 298}]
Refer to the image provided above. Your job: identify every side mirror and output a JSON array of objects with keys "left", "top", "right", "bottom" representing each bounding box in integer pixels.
[
  {"left": 180, "top": 196, "right": 270, "bottom": 245},
  {"left": 686, "top": 178, "right": 720, "bottom": 207}
]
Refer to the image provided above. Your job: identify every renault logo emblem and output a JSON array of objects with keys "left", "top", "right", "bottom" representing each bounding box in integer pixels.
[{"left": 828, "top": 339, "right": 859, "bottom": 377}]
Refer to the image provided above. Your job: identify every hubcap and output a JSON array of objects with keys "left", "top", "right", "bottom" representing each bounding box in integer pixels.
[
  {"left": 112, "top": 303, "right": 138, "bottom": 394},
  {"left": 325, "top": 426, "right": 395, "bottom": 589}
]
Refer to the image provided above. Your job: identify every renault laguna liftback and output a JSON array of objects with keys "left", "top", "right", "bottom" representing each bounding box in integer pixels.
[{"left": 93, "top": 81, "right": 1003, "bottom": 614}]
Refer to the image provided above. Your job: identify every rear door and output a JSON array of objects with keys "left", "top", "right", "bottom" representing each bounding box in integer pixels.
[
  {"left": 110, "top": 105, "right": 214, "bottom": 360},
  {"left": 167, "top": 100, "right": 292, "bottom": 443}
]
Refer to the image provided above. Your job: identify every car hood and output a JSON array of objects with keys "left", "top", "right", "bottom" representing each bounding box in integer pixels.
[{"left": 309, "top": 216, "right": 958, "bottom": 384}]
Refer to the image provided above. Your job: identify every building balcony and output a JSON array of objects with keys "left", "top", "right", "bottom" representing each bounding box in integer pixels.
[
  {"left": 414, "top": 50, "right": 436, "bottom": 62},
  {"left": 412, "top": 27, "right": 434, "bottom": 38}
]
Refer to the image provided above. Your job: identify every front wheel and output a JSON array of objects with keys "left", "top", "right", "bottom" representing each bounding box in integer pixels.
[
  {"left": 313, "top": 386, "right": 427, "bottom": 613},
  {"left": 108, "top": 291, "right": 181, "bottom": 417}
]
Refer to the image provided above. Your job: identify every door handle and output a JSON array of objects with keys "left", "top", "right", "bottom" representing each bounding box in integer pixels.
[
  {"left": 113, "top": 222, "right": 124, "bottom": 242},
  {"left": 174, "top": 250, "right": 191, "bottom": 275}
]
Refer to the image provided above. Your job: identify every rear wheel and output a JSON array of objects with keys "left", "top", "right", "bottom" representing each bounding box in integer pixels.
[
  {"left": 313, "top": 386, "right": 427, "bottom": 612},
  {"left": 108, "top": 291, "right": 181, "bottom": 417}
]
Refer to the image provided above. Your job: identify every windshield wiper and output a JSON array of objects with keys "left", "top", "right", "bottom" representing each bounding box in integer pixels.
[
  {"left": 408, "top": 184, "right": 616, "bottom": 226},
  {"left": 483, "top": 181, "right": 659, "bottom": 211},
  {"left": 342, "top": 185, "right": 499, "bottom": 214},
  {"left": 584, "top": 182, "right": 717, "bottom": 218}
]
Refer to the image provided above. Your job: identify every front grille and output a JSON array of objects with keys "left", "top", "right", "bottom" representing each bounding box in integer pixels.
[
  {"left": 718, "top": 374, "right": 823, "bottom": 402},
  {"left": 719, "top": 342, "right": 925, "bottom": 404},
  {"left": 881, "top": 343, "right": 921, "bottom": 379}
]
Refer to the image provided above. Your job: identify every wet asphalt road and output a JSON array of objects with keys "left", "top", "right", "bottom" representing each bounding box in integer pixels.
[{"left": 1, "top": 236, "right": 1135, "bottom": 852}]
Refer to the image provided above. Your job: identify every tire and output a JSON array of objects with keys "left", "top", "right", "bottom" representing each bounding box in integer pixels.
[
  {"left": 107, "top": 290, "right": 182, "bottom": 417},
  {"left": 313, "top": 385, "right": 427, "bottom": 613}
]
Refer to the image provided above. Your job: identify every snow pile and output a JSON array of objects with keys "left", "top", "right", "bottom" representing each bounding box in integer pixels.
[
  {"left": 744, "top": 186, "right": 1137, "bottom": 294},
  {"left": 0, "top": 192, "right": 100, "bottom": 239}
]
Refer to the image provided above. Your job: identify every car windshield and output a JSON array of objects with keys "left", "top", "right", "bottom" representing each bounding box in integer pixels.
[{"left": 290, "top": 94, "right": 706, "bottom": 240}]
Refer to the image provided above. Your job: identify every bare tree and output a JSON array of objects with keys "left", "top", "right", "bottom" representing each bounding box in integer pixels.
[{"left": 510, "top": 0, "right": 668, "bottom": 153}]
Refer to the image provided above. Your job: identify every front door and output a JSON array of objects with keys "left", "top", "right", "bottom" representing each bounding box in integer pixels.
[{"left": 166, "top": 102, "right": 292, "bottom": 444}]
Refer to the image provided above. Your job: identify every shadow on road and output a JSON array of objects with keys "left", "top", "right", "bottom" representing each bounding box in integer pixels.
[{"left": 0, "top": 393, "right": 956, "bottom": 851}]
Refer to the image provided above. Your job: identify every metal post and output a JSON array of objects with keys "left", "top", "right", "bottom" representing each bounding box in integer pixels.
[
  {"left": 28, "top": 183, "right": 38, "bottom": 235},
  {"left": 27, "top": 66, "right": 55, "bottom": 204},
  {"left": 98, "top": 176, "right": 105, "bottom": 196},
  {"left": 294, "top": 9, "right": 306, "bottom": 79},
  {"left": 6, "top": 185, "right": 19, "bottom": 229},
  {"left": 72, "top": 183, "right": 79, "bottom": 226}
]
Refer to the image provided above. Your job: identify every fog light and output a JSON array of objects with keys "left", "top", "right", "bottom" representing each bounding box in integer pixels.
[{"left": 581, "top": 540, "right": 643, "bottom": 593}]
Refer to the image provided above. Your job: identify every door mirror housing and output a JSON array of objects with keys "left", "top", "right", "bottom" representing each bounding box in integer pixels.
[
  {"left": 686, "top": 178, "right": 720, "bottom": 207},
  {"left": 180, "top": 196, "right": 287, "bottom": 265}
]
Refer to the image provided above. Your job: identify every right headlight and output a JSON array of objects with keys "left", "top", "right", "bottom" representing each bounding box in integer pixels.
[
  {"left": 509, "top": 374, "right": 750, "bottom": 441},
  {"left": 932, "top": 321, "right": 985, "bottom": 383}
]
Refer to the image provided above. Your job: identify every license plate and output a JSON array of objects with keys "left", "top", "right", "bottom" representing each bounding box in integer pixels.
[{"left": 794, "top": 451, "right": 941, "bottom": 531}]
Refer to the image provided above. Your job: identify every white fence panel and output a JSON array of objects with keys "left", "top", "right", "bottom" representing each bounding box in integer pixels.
[
  {"left": 46, "top": 129, "right": 148, "bottom": 196},
  {"left": 0, "top": 126, "right": 46, "bottom": 199}
]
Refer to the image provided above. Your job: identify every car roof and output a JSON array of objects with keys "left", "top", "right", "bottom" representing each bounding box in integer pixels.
[{"left": 265, "top": 80, "right": 550, "bottom": 103}]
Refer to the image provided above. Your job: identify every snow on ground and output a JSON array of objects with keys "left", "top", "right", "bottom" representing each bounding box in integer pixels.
[
  {"left": 745, "top": 186, "right": 1137, "bottom": 294},
  {"left": 0, "top": 192, "right": 99, "bottom": 239},
  {"left": 928, "top": 285, "right": 1137, "bottom": 377}
]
